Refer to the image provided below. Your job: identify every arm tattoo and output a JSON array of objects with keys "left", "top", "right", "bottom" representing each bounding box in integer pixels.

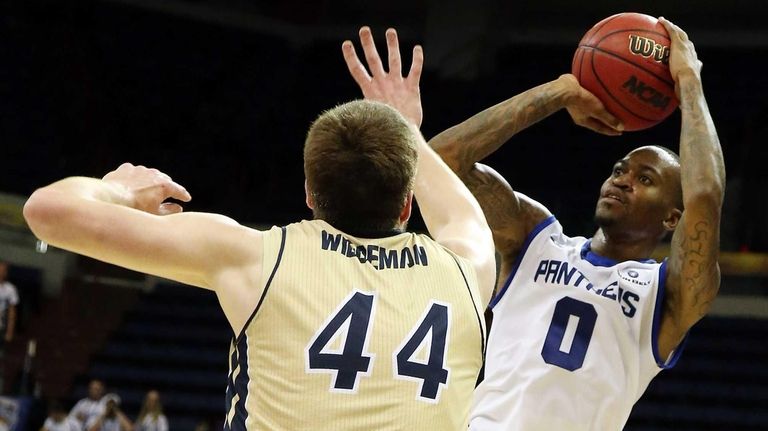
[
  {"left": 681, "top": 220, "right": 717, "bottom": 318},
  {"left": 464, "top": 169, "right": 521, "bottom": 236},
  {"left": 670, "top": 77, "right": 725, "bottom": 328},
  {"left": 430, "top": 80, "right": 570, "bottom": 174}
]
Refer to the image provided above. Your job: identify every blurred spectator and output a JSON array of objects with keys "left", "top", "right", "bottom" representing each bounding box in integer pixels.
[
  {"left": 86, "top": 394, "right": 132, "bottom": 431},
  {"left": 135, "top": 390, "right": 167, "bottom": 431},
  {"left": 41, "top": 400, "right": 80, "bottom": 431},
  {"left": 69, "top": 380, "right": 105, "bottom": 430},
  {"left": 0, "top": 263, "right": 18, "bottom": 345},
  {"left": 0, "top": 262, "right": 19, "bottom": 395}
]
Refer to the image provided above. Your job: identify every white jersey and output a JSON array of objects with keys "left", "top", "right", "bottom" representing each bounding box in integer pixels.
[{"left": 471, "top": 216, "right": 684, "bottom": 431}]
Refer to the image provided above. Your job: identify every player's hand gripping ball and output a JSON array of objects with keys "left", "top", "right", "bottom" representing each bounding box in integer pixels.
[{"left": 572, "top": 13, "right": 679, "bottom": 131}]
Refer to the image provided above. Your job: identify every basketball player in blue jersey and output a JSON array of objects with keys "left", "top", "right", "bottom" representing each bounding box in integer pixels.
[
  {"left": 23, "top": 28, "right": 496, "bottom": 430},
  {"left": 429, "top": 18, "right": 725, "bottom": 430}
]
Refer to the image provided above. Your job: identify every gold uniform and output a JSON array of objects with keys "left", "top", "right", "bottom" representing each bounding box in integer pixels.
[{"left": 223, "top": 220, "right": 486, "bottom": 430}]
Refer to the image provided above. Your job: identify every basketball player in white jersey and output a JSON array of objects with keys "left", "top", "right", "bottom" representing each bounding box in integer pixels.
[
  {"left": 430, "top": 18, "right": 725, "bottom": 430},
  {"left": 23, "top": 28, "right": 495, "bottom": 430}
]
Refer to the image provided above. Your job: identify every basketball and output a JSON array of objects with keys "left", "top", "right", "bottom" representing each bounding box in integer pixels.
[{"left": 572, "top": 13, "right": 678, "bottom": 131}]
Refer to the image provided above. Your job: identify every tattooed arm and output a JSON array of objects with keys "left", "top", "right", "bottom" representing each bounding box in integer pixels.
[
  {"left": 658, "top": 18, "right": 726, "bottom": 361},
  {"left": 430, "top": 75, "right": 622, "bottom": 282}
]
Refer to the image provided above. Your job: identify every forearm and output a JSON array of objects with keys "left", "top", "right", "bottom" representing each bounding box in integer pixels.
[
  {"left": 678, "top": 75, "right": 726, "bottom": 202},
  {"left": 429, "top": 76, "right": 574, "bottom": 175},
  {"left": 24, "top": 177, "right": 130, "bottom": 244},
  {"left": 413, "top": 128, "right": 487, "bottom": 240}
]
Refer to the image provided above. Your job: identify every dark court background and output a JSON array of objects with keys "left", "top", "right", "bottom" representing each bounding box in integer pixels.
[
  {"left": 1, "top": 1, "right": 767, "bottom": 430},
  {"left": 2, "top": 0, "right": 767, "bottom": 248}
]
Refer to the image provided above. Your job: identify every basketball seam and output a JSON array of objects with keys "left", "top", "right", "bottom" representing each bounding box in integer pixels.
[
  {"left": 573, "top": 46, "right": 585, "bottom": 80},
  {"left": 578, "top": 45, "right": 675, "bottom": 88},
  {"left": 584, "top": 14, "right": 623, "bottom": 46},
  {"left": 594, "top": 28, "right": 670, "bottom": 44},
  {"left": 590, "top": 49, "right": 658, "bottom": 124}
]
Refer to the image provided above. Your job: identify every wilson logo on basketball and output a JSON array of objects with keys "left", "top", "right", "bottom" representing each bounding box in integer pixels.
[
  {"left": 622, "top": 76, "right": 671, "bottom": 109},
  {"left": 628, "top": 35, "right": 670, "bottom": 64}
]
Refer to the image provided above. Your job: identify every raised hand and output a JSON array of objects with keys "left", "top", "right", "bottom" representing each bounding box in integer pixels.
[
  {"left": 342, "top": 26, "right": 424, "bottom": 127},
  {"left": 559, "top": 74, "right": 624, "bottom": 136},
  {"left": 102, "top": 163, "right": 191, "bottom": 215},
  {"left": 659, "top": 17, "right": 703, "bottom": 98}
]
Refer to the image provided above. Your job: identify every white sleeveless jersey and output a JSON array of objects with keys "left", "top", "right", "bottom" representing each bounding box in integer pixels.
[
  {"left": 224, "top": 219, "right": 486, "bottom": 431},
  {"left": 471, "top": 216, "right": 684, "bottom": 431}
]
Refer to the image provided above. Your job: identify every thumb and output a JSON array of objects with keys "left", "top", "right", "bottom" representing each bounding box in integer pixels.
[{"left": 159, "top": 202, "right": 184, "bottom": 215}]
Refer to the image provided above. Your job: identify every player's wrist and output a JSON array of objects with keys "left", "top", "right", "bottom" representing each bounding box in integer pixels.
[
  {"left": 675, "top": 69, "right": 702, "bottom": 89},
  {"left": 554, "top": 74, "right": 582, "bottom": 107},
  {"left": 101, "top": 180, "right": 137, "bottom": 208},
  {"left": 676, "top": 72, "right": 704, "bottom": 108}
]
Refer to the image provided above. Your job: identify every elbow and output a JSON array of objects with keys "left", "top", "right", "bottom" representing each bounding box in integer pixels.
[
  {"left": 23, "top": 188, "right": 63, "bottom": 242},
  {"left": 428, "top": 138, "right": 467, "bottom": 176},
  {"left": 683, "top": 184, "right": 725, "bottom": 210}
]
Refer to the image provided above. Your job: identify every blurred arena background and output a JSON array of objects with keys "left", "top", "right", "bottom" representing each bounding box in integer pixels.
[{"left": 1, "top": 0, "right": 766, "bottom": 429}]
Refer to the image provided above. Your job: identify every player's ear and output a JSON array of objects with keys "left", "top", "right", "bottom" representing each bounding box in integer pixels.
[
  {"left": 663, "top": 207, "right": 682, "bottom": 232},
  {"left": 305, "top": 180, "right": 314, "bottom": 210},
  {"left": 398, "top": 191, "right": 413, "bottom": 223}
]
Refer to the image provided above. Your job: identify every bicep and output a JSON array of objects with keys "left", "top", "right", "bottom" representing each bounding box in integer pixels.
[{"left": 465, "top": 163, "right": 550, "bottom": 262}]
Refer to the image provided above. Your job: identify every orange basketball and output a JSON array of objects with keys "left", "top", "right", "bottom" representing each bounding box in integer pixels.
[{"left": 572, "top": 13, "right": 678, "bottom": 131}]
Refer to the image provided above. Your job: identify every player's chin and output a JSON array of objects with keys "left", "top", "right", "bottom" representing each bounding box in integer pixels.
[{"left": 593, "top": 206, "right": 622, "bottom": 228}]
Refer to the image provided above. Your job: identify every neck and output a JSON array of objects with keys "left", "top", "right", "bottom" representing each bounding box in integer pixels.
[{"left": 590, "top": 228, "right": 659, "bottom": 262}]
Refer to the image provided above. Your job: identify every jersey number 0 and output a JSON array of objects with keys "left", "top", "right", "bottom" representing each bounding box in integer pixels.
[{"left": 541, "top": 296, "right": 598, "bottom": 371}]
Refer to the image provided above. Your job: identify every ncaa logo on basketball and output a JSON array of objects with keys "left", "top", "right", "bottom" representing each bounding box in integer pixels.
[
  {"left": 622, "top": 76, "right": 671, "bottom": 109},
  {"left": 628, "top": 35, "right": 670, "bottom": 64}
]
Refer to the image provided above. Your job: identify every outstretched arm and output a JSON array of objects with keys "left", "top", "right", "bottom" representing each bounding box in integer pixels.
[
  {"left": 429, "top": 75, "right": 622, "bottom": 275},
  {"left": 343, "top": 27, "right": 496, "bottom": 305},
  {"left": 23, "top": 164, "right": 264, "bottom": 334},
  {"left": 430, "top": 75, "right": 623, "bottom": 177},
  {"left": 658, "top": 18, "right": 726, "bottom": 361}
]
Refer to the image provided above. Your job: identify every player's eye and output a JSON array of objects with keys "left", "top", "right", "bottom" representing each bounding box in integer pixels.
[
  {"left": 639, "top": 175, "right": 652, "bottom": 185},
  {"left": 613, "top": 167, "right": 624, "bottom": 176}
]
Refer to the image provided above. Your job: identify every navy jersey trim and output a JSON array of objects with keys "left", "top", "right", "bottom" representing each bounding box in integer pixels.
[
  {"left": 234, "top": 226, "right": 287, "bottom": 344},
  {"left": 580, "top": 240, "right": 658, "bottom": 267},
  {"left": 490, "top": 216, "right": 556, "bottom": 309},
  {"left": 224, "top": 333, "right": 251, "bottom": 431},
  {"left": 450, "top": 254, "right": 486, "bottom": 355},
  {"left": 651, "top": 259, "right": 688, "bottom": 368}
]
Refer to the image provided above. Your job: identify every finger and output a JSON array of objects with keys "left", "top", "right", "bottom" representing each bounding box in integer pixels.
[
  {"left": 407, "top": 45, "right": 424, "bottom": 86},
  {"left": 359, "top": 26, "right": 386, "bottom": 76},
  {"left": 386, "top": 28, "right": 402, "bottom": 77},
  {"left": 583, "top": 118, "right": 623, "bottom": 136},
  {"left": 150, "top": 168, "right": 175, "bottom": 183},
  {"left": 163, "top": 180, "right": 192, "bottom": 202},
  {"left": 159, "top": 202, "right": 184, "bottom": 215},
  {"left": 658, "top": 17, "right": 686, "bottom": 41},
  {"left": 342, "top": 40, "right": 372, "bottom": 88},
  {"left": 591, "top": 107, "right": 624, "bottom": 132}
]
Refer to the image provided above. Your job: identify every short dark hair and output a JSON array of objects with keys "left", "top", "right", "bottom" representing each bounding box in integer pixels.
[
  {"left": 650, "top": 145, "right": 683, "bottom": 210},
  {"left": 304, "top": 100, "right": 418, "bottom": 232}
]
